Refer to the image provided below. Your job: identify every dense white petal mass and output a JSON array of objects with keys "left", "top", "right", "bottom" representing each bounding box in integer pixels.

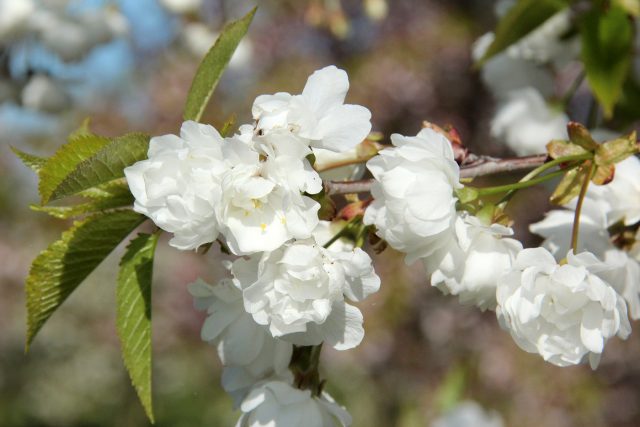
[
  {"left": 188, "top": 279, "right": 293, "bottom": 406},
  {"left": 236, "top": 380, "right": 351, "bottom": 427},
  {"left": 125, "top": 121, "right": 322, "bottom": 254},
  {"left": 490, "top": 87, "right": 568, "bottom": 156},
  {"left": 530, "top": 194, "right": 640, "bottom": 320},
  {"left": 431, "top": 401, "right": 504, "bottom": 427},
  {"left": 364, "top": 128, "right": 461, "bottom": 264},
  {"left": 424, "top": 214, "right": 522, "bottom": 311},
  {"left": 231, "top": 235, "right": 380, "bottom": 350},
  {"left": 496, "top": 248, "right": 631, "bottom": 368},
  {"left": 188, "top": 278, "right": 293, "bottom": 367},
  {"left": 125, "top": 121, "right": 227, "bottom": 250},
  {"left": 252, "top": 66, "right": 372, "bottom": 153}
]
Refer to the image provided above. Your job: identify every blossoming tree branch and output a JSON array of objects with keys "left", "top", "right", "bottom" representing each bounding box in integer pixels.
[{"left": 15, "top": 1, "right": 640, "bottom": 425}]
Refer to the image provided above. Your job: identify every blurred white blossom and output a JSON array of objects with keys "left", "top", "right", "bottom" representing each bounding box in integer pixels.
[
  {"left": 432, "top": 401, "right": 504, "bottom": 427},
  {"left": 20, "top": 74, "right": 70, "bottom": 113},
  {"left": 582, "top": 156, "right": 640, "bottom": 227},
  {"left": 472, "top": 33, "right": 555, "bottom": 100},
  {"left": 0, "top": 0, "right": 34, "bottom": 39},
  {"left": 490, "top": 87, "right": 568, "bottom": 156},
  {"left": 159, "top": 0, "right": 202, "bottom": 15}
]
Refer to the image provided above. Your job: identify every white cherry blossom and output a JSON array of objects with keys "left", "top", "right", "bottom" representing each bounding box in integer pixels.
[
  {"left": 496, "top": 248, "right": 631, "bottom": 368},
  {"left": 236, "top": 380, "right": 351, "bottom": 427},
  {"left": 125, "top": 121, "right": 228, "bottom": 250},
  {"left": 423, "top": 213, "right": 522, "bottom": 311},
  {"left": 125, "top": 121, "right": 322, "bottom": 254},
  {"left": 252, "top": 66, "right": 372, "bottom": 153},
  {"left": 188, "top": 278, "right": 293, "bottom": 406},
  {"left": 231, "top": 237, "right": 380, "bottom": 350},
  {"left": 364, "top": 128, "right": 461, "bottom": 264},
  {"left": 530, "top": 199, "right": 640, "bottom": 320}
]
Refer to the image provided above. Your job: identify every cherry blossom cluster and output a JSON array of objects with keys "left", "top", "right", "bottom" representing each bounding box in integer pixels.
[
  {"left": 365, "top": 127, "right": 639, "bottom": 369},
  {"left": 125, "top": 66, "right": 379, "bottom": 425},
  {"left": 125, "top": 60, "right": 640, "bottom": 424}
]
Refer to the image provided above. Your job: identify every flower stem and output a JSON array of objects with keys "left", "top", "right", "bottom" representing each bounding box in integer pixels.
[
  {"left": 570, "top": 161, "right": 595, "bottom": 253},
  {"left": 497, "top": 153, "right": 591, "bottom": 204},
  {"left": 314, "top": 156, "right": 375, "bottom": 172},
  {"left": 323, "top": 216, "right": 362, "bottom": 249},
  {"left": 473, "top": 169, "right": 567, "bottom": 196},
  {"left": 290, "top": 344, "right": 324, "bottom": 396}
]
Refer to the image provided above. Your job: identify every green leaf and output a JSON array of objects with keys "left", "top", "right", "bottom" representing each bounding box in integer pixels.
[
  {"left": 11, "top": 147, "right": 47, "bottom": 173},
  {"left": 478, "top": 0, "right": 568, "bottom": 64},
  {"left": 26, "top": 210, "right": 146, "bottom": 349},
  {"left": 38, "top": 132, "right": 110, "bottom": 204},
  {"left": 550, "top": 163, "right": 592, "bottom": 205},
  {"left": 183, "top": 7, "right": 257, "bottom": 122},
  {"left": 117, "top": 233, "right": 159, "bottom": 423},
  {"left": 58, "top": 133, "right": 150, "bottom": 199},
  {"left": 30, "top": 184, "right": 134, "bottom": 219},
  {"left": 78, "top": 179, "right": 131, "bottom": 199},
  {"left": 455, "top": 186, "right": 479, "bottom": 204},
  {"left": 580, "top": 6, "right": 634, "bottom": 118},
  {"left": 39, "top": 132, "right": 150, "bottom": 204}
]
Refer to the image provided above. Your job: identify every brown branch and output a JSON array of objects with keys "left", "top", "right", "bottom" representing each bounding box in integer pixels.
[
  {"left": 458, "top": 153, "right": 548, "bottom": 178},
  {"left": 325, "top": 154, "right": 549, "bottom": 196}
]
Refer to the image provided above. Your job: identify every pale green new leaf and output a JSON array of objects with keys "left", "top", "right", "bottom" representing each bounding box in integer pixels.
[
  {"left": 550, "top": 164, "right": 592, "bottom": 205},
  {"left": 183, "top": 7, "right": 257, "bottom": 122},
  {"left": 478, "top": 0, "right": 568, "bottom": 65},
  {"left": 595, "top": 132, "right": 639, "bottom": 167},
  {"left": 11, "top": 147, "right": 47, "bottom": 173},
  {"left": 117, "top": 233, "right": 159, "bottom": 423},
  {"left": 30, "top": 184, "right": 134, "bottom": 219},
  {"left": 39, "top": 132, "right": 150, "bottom": 204},
  {"left": 26, "top": 210, "right": 146, "bottom": 348},
  {"left": 580, "top": 6, "right": 634, "bottom": 118}
]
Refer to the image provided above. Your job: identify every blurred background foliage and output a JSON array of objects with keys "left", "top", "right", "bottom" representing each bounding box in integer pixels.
[{"left": 2, "top": 0, "right": 640, "bottom": 426}]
